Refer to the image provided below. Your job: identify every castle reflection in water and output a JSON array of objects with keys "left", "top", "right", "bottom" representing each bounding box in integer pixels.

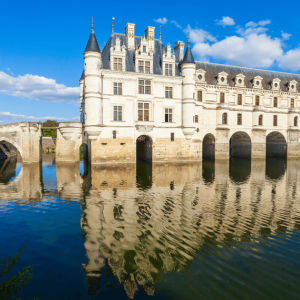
[{"left": 1, "top": 155, "right": 300, "bottom": 299}]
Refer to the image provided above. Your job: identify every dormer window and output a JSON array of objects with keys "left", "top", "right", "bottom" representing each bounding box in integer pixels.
[
  {"left": 143, "top": 46, "right": 146, "bottom": 53},
  {"left": 195, "top": 69, "right": 206, "bottom": 83},
  {"left": 252, "top": 76, "right": 263, "bottom": 89},
  {"left": 288, "top": 80, "right": 297, "bottom": 93},
  {"left": 234, "top": 74, "right": 245, "bottom": 87},
  {"left": 271, "top": 78, "right": 281, "bottom": 91},
  {"left": 138, "top": 61, "right": 150, "bottom": 73},
  {"left": 114, "top": 58, "right": 122, "bottom": 71},
  {"left": 217, "top": 72, "right": 228, "bottom": 85},
  {"left": 165, "top": 64, "right": 172, "bottom": 76}
]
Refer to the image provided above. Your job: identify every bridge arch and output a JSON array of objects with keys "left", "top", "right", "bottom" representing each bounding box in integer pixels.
[
  {"left": 0, "top": 138, "right": 22, "bottom": 159},
  {"left": 136, "top": 135, "right": 153, "bottom": 162},
  {"left": 230, "top": 131, "right": 251, "bottom": 158},
  {"left": 202, "top": 133, "right": 215, "bottom": 160},
  {"left": 266, "top": 131, "right": 287, "bottom": 157}
]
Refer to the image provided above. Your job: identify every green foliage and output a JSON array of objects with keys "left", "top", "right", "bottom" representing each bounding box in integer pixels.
[
  {"left": 42, "top": 120, "right": 58, "bottom": 138},
  {"left": 0, "top": 245, "right": 34, "bottom": 300}
]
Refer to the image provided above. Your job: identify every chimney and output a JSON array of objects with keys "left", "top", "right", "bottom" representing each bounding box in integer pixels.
[
  {"left": 174, "top": 41, "right": 185, "bottom": 62},
  {"left": 125, "top": 23, "right": 135, "bottom": 50},
  {"left": 145, "top": 26, "right": 155, "bottom": 52}
]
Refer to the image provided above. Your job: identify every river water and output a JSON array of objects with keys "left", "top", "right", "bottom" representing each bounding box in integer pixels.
[{"left": 0, "top": 154, "right": 300, "bottom": 299}]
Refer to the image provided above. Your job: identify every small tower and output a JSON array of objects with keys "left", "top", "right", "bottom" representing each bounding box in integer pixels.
[
  {"left": 79, "top": 70, "right": 85, "bottom": 123},
  {"left": 83, "top": 18, "right": 102, "bottom": 140},
  {"left": 181, "top": 37, "right": 196, "bottom": 139}
]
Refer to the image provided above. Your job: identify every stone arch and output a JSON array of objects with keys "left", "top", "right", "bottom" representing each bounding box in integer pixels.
[
  {"left": 79, "top": 142, "right": 89, "bottom": 161},
  {"left": 136, "top": 135, "right": 153, "bottom": 162},
  {"left": 230, "top": 131, "right": 251, "bottom": 158},
  {"left": 202, "top": 133, "right": 215, "bottom": 159},
  {"left": 266, "top": 131, "right": 287, "bottom": 157},
  {"left": 0, "top": 138, "right": 22, "bottom": 160}
]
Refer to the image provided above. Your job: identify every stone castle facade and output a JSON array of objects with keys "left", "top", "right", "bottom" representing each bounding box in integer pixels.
[{"left": 80, "top": 21, "right": 300, "bottom": 164}]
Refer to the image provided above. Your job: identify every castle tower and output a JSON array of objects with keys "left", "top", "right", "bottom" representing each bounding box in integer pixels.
[
  {"left": 83, "top": 19, "right": 102, "bottom": 140},
  {"left": 181, "top": 38, "right": 196, "bottom": 140}
]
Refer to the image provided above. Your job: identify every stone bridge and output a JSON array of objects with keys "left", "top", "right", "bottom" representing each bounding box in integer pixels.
[{"left": 0, "top": 122, "right": 83, "bottom": 163}]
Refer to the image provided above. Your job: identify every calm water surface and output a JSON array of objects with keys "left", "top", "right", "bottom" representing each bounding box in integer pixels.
[{"left": 1, "top": 154, "right": 300, "bottom": 299}]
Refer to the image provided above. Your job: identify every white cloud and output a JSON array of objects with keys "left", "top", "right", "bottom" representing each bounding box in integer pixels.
[
  {"left": 153, "top": 17, "right": 168, "bottom": 25},
  {"left": 217, "top": 16, "right": 235, "bottom": 27},
  {"left": 278, "top": 48, "right": 300, "bottom": 71},
  {"left": 171, "top": 20, "right": 182, "bottom": 28},
  {"left": 184, "top": 25, "right": 217, "bottom": 43},
  {"left": 245, "top": 20, "right": 271, "bottom": 28},
  {"left": 0, "top": 111, "right": 79, "bottom": 122},
  {"left": 0, "top": 71, "right": 79, "bottom": 103},
  {"left": 281, "top": 31, "right": 292, "bottom": 40}
]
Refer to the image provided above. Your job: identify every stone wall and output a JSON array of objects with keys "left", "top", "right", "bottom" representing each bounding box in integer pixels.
[{"left": 42, "top": 137, "right": 56, "bottom": 151}]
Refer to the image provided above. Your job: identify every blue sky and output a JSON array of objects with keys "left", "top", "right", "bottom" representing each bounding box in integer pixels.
[{"left": 1, "top": 0, "right": 300, "bottom": 124}]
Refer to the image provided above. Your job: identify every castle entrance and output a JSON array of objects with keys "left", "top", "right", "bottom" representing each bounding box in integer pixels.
[{"left": 136, "top": 135, "right": 153, "bottom": 162}]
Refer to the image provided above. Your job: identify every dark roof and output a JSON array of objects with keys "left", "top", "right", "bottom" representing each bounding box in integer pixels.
[
  {"left": 196, "top": 62, "right": 300, "bottom": 92},
  {"left": 101, "top": 33, "right": 181, "bottom": 76},
  {"left": 182, "top": 43, "right": 195, "bottom": 64},
  {"left": 80, "top": 70, "right": 84, "bottom": 81},
  {"left": 84, "top": 31, "right": 101, "bottom": 53}
]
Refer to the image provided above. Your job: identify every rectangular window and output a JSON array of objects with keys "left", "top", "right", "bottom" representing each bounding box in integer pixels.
[
  {"left": 165, "top": 64, "right": 172, "bottom": 76},
  {"left": 197, "top": 91, "right": 202, "bottom": 102},
  {"left": 138, "top": 80, "right": 151, "bottom": 94},
  {"left": 112, "top": 130, "right": 116, "bottom": 139},
  {"left": 195, "top": 115, "right": 199, "bottom": 123},
  {"left": 274, "top": 97, "right": 278, "bottom": 107},
  {"left": 165, "top": 87, "right": 172, "bottom": 98},
  {"left": 143, "top": 46, "right": 146, "bottom": 53},
  {"left": 138, "top": 103, "right": 149, "bottom": 121},
  {"left": 238, "top": 94, "right": 242, "bottom": 105},
  {"left": 237, "top": 113, "right": 242, "bottom": 125},
  {"left": 255, "top": 95, "right": 260, "bottom": 106},
  {"left": 113, "top": 57, "right": 122, "bottom": 71},
  {"left": 171, "top": 132, "right": 174, "bottom": 141},
  {"left": 220, "top": 92, "right": 225, "bottom": 103},
  {"left": 273, "top": 115, "right": 277, "bottom": 126},
  {"left": 291, "top": 99, "right": 295, "bottom": 108},
  {"left": 165, "top": 108, "right": 172, "bottom": 122},
  {"left": 113, "top": 106, "right": 122, "bottom": 121},
  {"left": 113, "top": 82, "right": 122, "bottom": 95},
  {"left": 138, "top": 61, "right": 150, "bottom": 73}
]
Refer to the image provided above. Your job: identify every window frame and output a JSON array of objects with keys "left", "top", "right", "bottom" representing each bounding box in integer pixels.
[
  {"left": 138, "top": 61, "right": 150, "bottom": 74},
  {"left": 165, "top": 86, "right": 173, "bottom": 98},
  {"left": 165, "top": 108, "right": 173, "bottom": 122},
  {"left": 291, "top": 99, "right": 295, "bottom": 108},
  {"left": 113, "top": 57, "right": 122, "bottom": 71},
  {"left": 171, "top": 132, "right": 174, "bottom": 141},
  {"left": 113, "top": 106, "right": 122, "bottom": 121},
  {"left": 222, "top": 113, "right": 227, "bottom": 125},
  {"left": 255, "top": 95, "right": 260, "bottom": 106},
  {"left": 195, "top": 115, "right": 199, "bottom": 123},
  {"left": 238, "top": 94, "right": 242, "bottom": 105},
  {"left": 274, "top": 97, "right": 278, "bottom": 107},
  {"left": 237, "top": 113, "right": 242, "bottom": 125},
  {"left": 259, "top": 114, "right": 263, "bottom": 126},
  {"left": 165, "top": 64, "right": 173, "bottom": 76},
  {"left": 197, "top": 90, "right": 202, "bottom": 102},
  {"left": 273, "top": 115, "right": 278, "bottom": 126},
  {"left": 294, "top": 116, "right": 298, "bottom": 126},
  {"left": 113, "top": 82, "right": 122, "bottom": 95},
  {"left": 220, "top": 92, "right": 225, "bottom": 103},
  {"left": 138, "top": 80, "right": 151, "bottom": 94},
  {"left": 138, "top": 102, "right": 150, "bottom": 121}
]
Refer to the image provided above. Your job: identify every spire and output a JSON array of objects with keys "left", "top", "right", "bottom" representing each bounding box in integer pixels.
[
  {"left": 159, "top": 25, "right": 162, "bottom": 41},
  {"left": 84, "top": 18, "right": 101, "bottom": 53},
  {"left": 182, "top": 35, "right": 195, "bottom": 64},
  {"left": 112, "top": 17, "right": 115, "bottom": 34}
]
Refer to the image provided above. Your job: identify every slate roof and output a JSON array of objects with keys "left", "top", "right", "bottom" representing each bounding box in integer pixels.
[
  {"left": 85, "top": 32, "right": 101, "bottom": 53},
  {"left": 182, "top": 43, "right": 195, "bottom": 64},
  {"left": 196, "top": 61, "right": 300, "bottom": 92},
  {"left": 80, "top": 70, "right": 84, "bottom": 81},
  {"left": 101, "top": 33, "right": 181, "bottom": 76}
]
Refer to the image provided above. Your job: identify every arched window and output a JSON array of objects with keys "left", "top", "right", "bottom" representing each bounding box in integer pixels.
[
  {"left": 259, "top": 114, "right": 263, "bottom": 126},
  {"left": 294, "top": 116, "right": 298, "bottom": 127},
  {"left": 222, "top": 113, "right": 227, "bottom": 124}
]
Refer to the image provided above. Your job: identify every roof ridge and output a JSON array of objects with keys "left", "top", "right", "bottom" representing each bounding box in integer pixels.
[{"left": 196, "top": 61, "right": 300, "bottom": 76}]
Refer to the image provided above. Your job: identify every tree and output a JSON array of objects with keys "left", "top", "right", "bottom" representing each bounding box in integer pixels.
[
  {"left": 0, "top": 245, "right": 34, "bottom": 300},
  {"left": 42, "top": 120, "right": 58, "bottom": 138}
]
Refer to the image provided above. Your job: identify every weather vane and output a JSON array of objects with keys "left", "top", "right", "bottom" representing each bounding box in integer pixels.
[
  {"left": 112, "top": 17, "right": 115, "bottom": 33},
  {"left": 91, "top": 17, "right": 94, "bottom": 33},
  {"left": 159, "top": 25, "right": 162, "bottom": 41}
]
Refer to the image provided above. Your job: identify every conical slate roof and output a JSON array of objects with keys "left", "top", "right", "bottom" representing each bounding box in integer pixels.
[
  {"left": 182, "top": 42, "right": 195, "bottom": 64},
  {"left": 84, "top": 31, "right": 101, "bottom": 53}
]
